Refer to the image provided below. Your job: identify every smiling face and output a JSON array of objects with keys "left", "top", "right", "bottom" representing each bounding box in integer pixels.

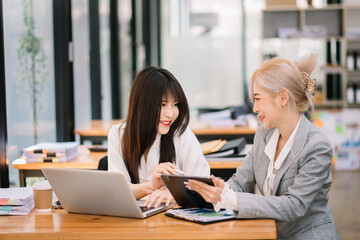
[
  {"left": 252, "top": 83, "right": 283, "bottom": 130},
  {"left": 158, "top": 93, "right": 179, "bottom": 135}
]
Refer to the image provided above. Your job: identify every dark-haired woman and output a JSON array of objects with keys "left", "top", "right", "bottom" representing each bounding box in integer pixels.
[{"left": 108, "top": 66, "right": 210, "bottom": 207}]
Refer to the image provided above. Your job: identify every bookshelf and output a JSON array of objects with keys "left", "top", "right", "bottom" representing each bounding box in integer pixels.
[
  {"left": 345, "top": 6, "right": 360, "bottom": 108},
  {"left": 261, "top": 3, "right": 360, "bottom": 108}
]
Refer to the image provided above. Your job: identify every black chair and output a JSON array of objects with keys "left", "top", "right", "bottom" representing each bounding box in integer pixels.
[{"left": 97, "top": 155, "right": 108, "bottom": 171}]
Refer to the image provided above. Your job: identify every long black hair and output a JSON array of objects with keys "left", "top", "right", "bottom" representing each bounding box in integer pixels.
[{"left": 122, "top": 66, "right": 190, "bottom": 183}]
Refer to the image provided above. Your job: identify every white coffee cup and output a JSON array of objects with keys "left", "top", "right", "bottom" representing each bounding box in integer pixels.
[{"left": 32, "top": 180, "right": 53, "bottom": 212}]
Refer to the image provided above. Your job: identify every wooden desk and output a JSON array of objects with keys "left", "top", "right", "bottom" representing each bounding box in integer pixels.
[
  {"left": 74, "top": 119, "right": 256, "bottom": 144},
  {"left": 13, "top": 147, "right": 242, "bottom": 187},
  {"left": 0, "top": 209, "right": 277, "bottom": 239},
  {"left": 74, "top": 119, "right": 123, "bottom": 144}
]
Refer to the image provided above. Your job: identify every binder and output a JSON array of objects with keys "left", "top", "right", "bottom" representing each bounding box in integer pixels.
[{"left": 205, "top": 138, "right": 246, "bottom": 157}]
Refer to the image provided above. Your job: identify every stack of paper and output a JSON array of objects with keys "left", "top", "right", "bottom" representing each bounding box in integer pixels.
[
  {"left": 23, "top": 142, "right": 79, "bottom": 163},
  {"left": 0, "top": 187, "right": 34, "bottom": 215}
]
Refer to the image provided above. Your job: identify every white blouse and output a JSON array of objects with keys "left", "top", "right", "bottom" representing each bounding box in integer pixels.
[
  {"left": 263, "top": 116, "right": 301, "bottom": 196},
  {"left": 214, "top": 115, "right": 302, "bottom": 212},
  {"left": 108, "top": 123, "right": 210, "bottom": 183}
]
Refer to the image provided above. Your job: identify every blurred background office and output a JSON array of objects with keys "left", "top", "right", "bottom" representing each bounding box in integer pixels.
[{"left": 0, "top": 0, "right": 359, "bottom": 238}]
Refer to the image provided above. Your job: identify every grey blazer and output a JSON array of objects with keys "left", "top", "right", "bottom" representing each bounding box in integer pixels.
[{"left": 227, "top": 115, "right": 339, "bottom": 240}]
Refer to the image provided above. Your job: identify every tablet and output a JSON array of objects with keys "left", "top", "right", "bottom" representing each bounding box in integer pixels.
[{"left": 161, "top": 174, "right": 214, "bottom": 209}]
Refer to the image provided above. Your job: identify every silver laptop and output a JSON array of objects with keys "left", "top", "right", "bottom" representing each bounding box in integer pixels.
[{"left": 42, "top": 168, "right": 173, "bottom": 218}]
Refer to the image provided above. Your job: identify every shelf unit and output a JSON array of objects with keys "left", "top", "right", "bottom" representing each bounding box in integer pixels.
[
  {"left": 344, "top": 6, "right": 360, "bottom": 107},
  {"left": 261, "top": 4, "right": 360, "bottom": 109}
]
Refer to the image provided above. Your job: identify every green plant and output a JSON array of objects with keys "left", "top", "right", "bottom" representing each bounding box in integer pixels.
[{"left": 16, "top": 0, "right": 48, "bottom": 144}]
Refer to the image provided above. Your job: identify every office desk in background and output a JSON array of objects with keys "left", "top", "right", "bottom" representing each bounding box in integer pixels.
[
  {"left": 74, "top": 119, "right": 256, "bottom": 144},
  {"left": 0, "top": 209, "right": 277, "bottom": 240},
  {"left": 12, "top": 146, "right": 243, "bottom": 187},
  {"left": 74, "top": 119, "right": 123, "bottom": 144},
  {"left": 12, "top": 146, "right": 107, "bottom": 187}
]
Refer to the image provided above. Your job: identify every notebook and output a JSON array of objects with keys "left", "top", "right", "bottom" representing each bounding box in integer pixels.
[
  {"left": 165, "top": 208, "right": 236, "bottom": 225},
  {"left": 42, "top": 168, "right": 173, "bottom": 218},
  {"left": 161, "top": 174, "right": 237, "bottom": 224}
]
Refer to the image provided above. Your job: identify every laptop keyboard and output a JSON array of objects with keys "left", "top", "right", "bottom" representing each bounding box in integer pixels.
[{"left": 140, "top": 206, "right": 155, "bottom": 212}]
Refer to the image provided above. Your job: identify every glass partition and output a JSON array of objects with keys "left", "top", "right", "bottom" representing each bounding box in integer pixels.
[
  {"left": 119, "top": 0, "right": 133, "bottom": 118},
  {"left": 72, "top": 0, "right": 92, "bottom": 136},
  {"left": 161, "top": 0, "right": 244, "bottom": 112},
  {"left": 99, "top": 0, "right": 112, "bottom": 121},
  {"left": 3, "top": 0, "right": 56, "bottom": 186}
]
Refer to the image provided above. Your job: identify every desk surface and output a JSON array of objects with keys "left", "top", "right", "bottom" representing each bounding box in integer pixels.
[
  {"left": 0, "top": 209, "right": 277, "bottom": 240},
  {"left": 74, "top": 119, "right": 256, "bottom": 137},
  {"left": 74, "top": 119, "right": 123, "bottom": 137}
]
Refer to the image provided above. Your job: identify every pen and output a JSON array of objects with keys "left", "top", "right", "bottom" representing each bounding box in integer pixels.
[{"left": 174, "top": 169, "right": 185, "bottom": 175}]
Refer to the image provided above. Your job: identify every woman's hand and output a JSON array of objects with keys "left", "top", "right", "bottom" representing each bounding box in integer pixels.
[
  {"left": 142, "top": 188, "right": 173, "bottom": 208},
  {"left": 151, "top": 162, "right": 177, "bottom": 189},
  {"left": 185, "top": 175, "right": 225, "bottom": 204}
]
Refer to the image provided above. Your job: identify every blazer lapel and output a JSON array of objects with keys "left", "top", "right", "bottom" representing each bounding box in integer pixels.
[
  {"left": 256, "top": 128, "right": 275, "bottom": 195},
  {"left": 270, "top": 116, "right": 310, "bottom": 195}
]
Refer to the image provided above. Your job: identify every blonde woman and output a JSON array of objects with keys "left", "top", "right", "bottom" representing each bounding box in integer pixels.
[{"left": 186, "top": 55, "right": 339, "bottom": 240}]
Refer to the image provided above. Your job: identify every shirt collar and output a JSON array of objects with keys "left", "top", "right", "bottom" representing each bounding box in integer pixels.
[{"left": 264, "top": 115, "right": 302, "bottom": 169}]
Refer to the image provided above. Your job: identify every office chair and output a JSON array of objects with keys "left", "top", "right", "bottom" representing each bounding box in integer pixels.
[{"left": 97, "top": 155, "right": 108, "bottom": 171}]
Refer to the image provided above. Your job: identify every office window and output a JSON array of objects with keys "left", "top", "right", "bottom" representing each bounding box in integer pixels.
[
  {"left": 119, "top": 0, "right": 133, "bottom": 118},
  {"left": 72, "top": 0, "right": 112, "bottom": 130},
  {"left": 161, "top": 0, "right": 244, "bottom": 112},
  {"left": 3, "top": 0, "right": 56, "bottom": 186},
  {"left": 72, "top": 0, "right": 120, "bottom": 136},
  {"left": 72, "top": 0, "right": 92, "bottom": 134},
  {"left": 99, "top": 0, "right": 112, "bottom": 121},
  {"left": 244, "top": 0, "right": 265, "bottom": 96}
]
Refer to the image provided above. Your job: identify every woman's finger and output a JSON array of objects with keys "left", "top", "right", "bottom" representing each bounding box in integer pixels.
[
  {"left": 211, "top": 175, "right": 225, "bottom": 188},
  {"left": 185, "top": 180, "right": 211, "bottom": 200},
  {"left": 154, "top": 166, "right": 174, "bottom": 175},
  {"left": 159, "top": 162, "right": 176, "bottom": 169},
  {"left": 162, "top": 169, "right": 170, "bottom": 175},
  {"left": 145, "top": 192, "right": 159, "bottom": 208},
  {"left": 186, "top": 179, "right": 221, "bottom": 204},
  {"left": 157, "top": 162, "right": 177, "bottom": 175},
  {"left": 164, "top": 166, "right": 177, "bottom": 175},
  {"left": 154, "top": 195, "right": 165, "bottom": 208},
  {"left": 188, "top": 179, "right": 214, "bottom": 191},
  {"left": 165, "top": 197, "right": 171, "bottom": 207},
  {"left": 143, "top": 188, "right": 154, "bottom": 205}
]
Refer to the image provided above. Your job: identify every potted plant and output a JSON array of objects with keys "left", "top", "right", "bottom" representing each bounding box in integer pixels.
[{"left": 16, "top": 0, "right": 48, "bottom": 144}]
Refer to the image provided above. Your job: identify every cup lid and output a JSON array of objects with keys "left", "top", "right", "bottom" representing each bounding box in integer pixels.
[{"left": 32, "top": 180, "right": 52, "bottom": 190}]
